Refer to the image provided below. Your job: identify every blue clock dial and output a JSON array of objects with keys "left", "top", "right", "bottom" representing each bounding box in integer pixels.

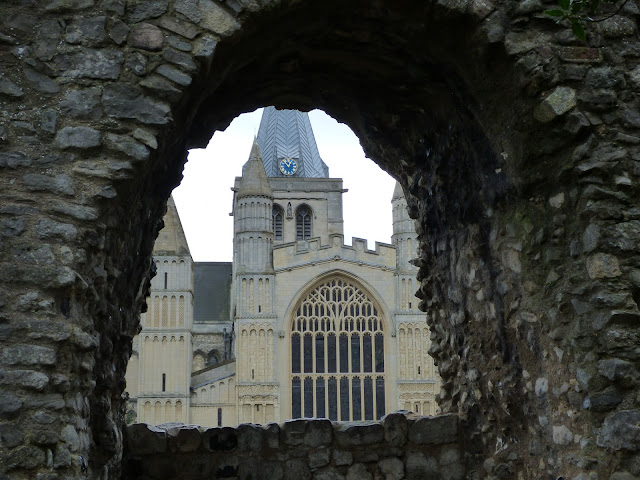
[{"left": 279, "top": 157, "right": 298, "bottom": 176}]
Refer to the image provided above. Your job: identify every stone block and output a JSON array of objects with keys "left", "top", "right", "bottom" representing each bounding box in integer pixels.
[
  {"left": 103, "top": 84, "right": 170, "bottom": 124},
  {"left": 127, "top": 424, "right": 167, "bottom": 454},
  {"left": 336, "top": 422, "right": 384, "bottom": 447},
  {"left": 56, "top": 48, "right": 123, "bottom": 80},
  {"left": 204, "top": 426, "right": 237, "bottom": 451},
  {"left": 309, "top": 447, "right": 330, "bottom": 468},
  {"left": 23, "top": 68, "right": 60, "bottom": 94},
  {"left": 557, "top": 46, "right": 603, "bottom": 63},
  {"left": 109, "top": 19, "right": 129, "bottom": 45},
  {"left": 22, "top": 174, "right": 74, "bottom": 196},
  {"left": 586, "top": 253, "right": 622, "bottom": 279},
  {"left": 534, "top": 86, "right": 577, "bottom": 123},
  {"left": 597, "top": 410, "right": 640, "bottom": 450},
  {"left": 163, "top": 48, "right": 197, "bottom": 71},
  {"left": 552, "top": 425, "right": 573, "bottom": 445},
  {"left": 378, "top": 457, "right": 404, "bottom": 480},
  {"left": 382, "top": 411, "right": 408, "bottom": 447},
  {"left": 24, "top": 394, "right": 65, "bottom": 410},
  {"left": 129, "top": 0, "right": 168, "bottom": 23},
  {"left": 0, "top": 345, "right": 56, "bottom": 366},
  {"left": 265, "top": 422, "right": 279, "bottom": 449},
  {"left": 408, "top": 414, "right": 458, "bottom": 445},
  {"left": 333, "top": 449, "right": 353, "bottom": 466},
  {"left": 0, "top": 370, "right": 49, "bottom": 391},
  {"left": 59, "top": 87, "right": 102, "bottom": 119},
  {"left": 0, "top": 392, "right": 22, "bottom": 418},
  {"left": 34, "top": 219, "right": 78, "bottom": 241},
  {"left": 303, "top": 419, "right": 332, "bottom": 447},
  {"left": 129, "top": 23, "right": 164, "bottom": 51},
  {"left": 198, "top": 0, "right": 240, "bottom": 36},
  {"left": 0, "top": 424, "right": 24, "bottom": 448},
  {"left": 237, "top": 423, "right": 263, "bottom": 451},
  {"left": 315, "top": 466, "right": 345, "bottom": 480},
  {"left": 161, "top": 424, "right": 202, "bottom": 453},
  {"left": 284, "top": 458, "right": 311, "bottom": 480},
  {"left": 600, "top": 15, "right": 636, "bottom": 37},
  {"left": 104, "top": 133, "right": 150, "bottom": 161},
  {"left": 0, "top": 75, "right": 24, "bottom": 97},
  {"left": 405, "top": 452, "right": 439, "bottom": 480},
  {"left": 346, "top": 463, "right": 372, "bottom": 480},
  {"left": 588, "top": 386, "right": 622, "bottom": 412},
  {"left": 156, "top": 64, "right": 192, "bottom": 86},
  {"left": 281, "top": 418, "right": 306, "bottom": 446},
  {"left": 65, "top": 16, "right": 107, "bottom": 45},
  {"left": 55, "top": 126, "right": 101, "bottom": 149},
  {"left": 7, "top": 445, "right": 45, "bottom": 469},
  {"left": 158, "top": 17, "right": 199, "bottom": 39}
]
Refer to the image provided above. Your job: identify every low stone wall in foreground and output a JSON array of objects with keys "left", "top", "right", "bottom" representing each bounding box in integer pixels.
[{"left": 123, "top": 412, "right": 463, "bottom": 480}]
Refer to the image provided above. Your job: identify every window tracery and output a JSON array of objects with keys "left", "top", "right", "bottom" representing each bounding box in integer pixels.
[
  {"left": 290, "top": 277, "right": 385, "bottom": 421},
  {"left": 272, "top": 204, "right": 283, "bottom": 240},
  {"left": 296, "top": 205, "right": 312, "bottom": 240}
]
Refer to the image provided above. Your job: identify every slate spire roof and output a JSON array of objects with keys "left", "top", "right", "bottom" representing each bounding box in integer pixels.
[
  {"left": 237, "top": 138, "right": 273, "bottom": 198},
  {"left": 153, "top": 195, "right": 191, "bottom": 255},
  {"left": 392, "top": 181, "right": 405, "bottom": 201},
  {"left": 253, "top": 107, "right": 329, "bottom": 178}
]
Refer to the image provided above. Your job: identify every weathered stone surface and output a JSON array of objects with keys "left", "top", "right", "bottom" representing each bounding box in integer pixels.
[
  {"left": 586, "top": 253, "right": 622, "bottom": 279},
  {"left": 382, "top": 411, "right": 408, "bottom": 447},
  {"left": 335, "top": 422, "right": 384, "bottom": 447},
  {"left": 284, "top": 458, "right": 311, "bottom": 480},
  {"left": 55, "top": 126, "right": 101, "bottom": 149},
  {"left": 23, "top": 68, "right": 60, "bottom": 93},
  {"left": 405, "top": 452, "right": 439, "bottom": 480},
  {"left": 197, "top": 0, "right": 240, "bottom": 36},
  {"left": 109, "top": 19, "right": 130, "bottom": 44},
  {"left": 129, "top": 0, "right": 168, "bottom": 23},
  {"left": 129, "top": 23, "right": 164, "bottom": 51},
  {"left": 303, "top": 419, "right": 332, "bottom": 447},
  {"left": 102, "top": 84, "right": 170, "bottom": 124},
  {"left": 597, "top": 410, "right": 640, "bottom": 450},
  {"left": 309, "top": 447, "right": 330, "bottom": 468},
  {"left": 22, "top": 174, "right": 74, "bottom": 195},
  {"left": 0, "top": 370, "right": 49, "bottom": 391},
  {"left": 0, "top": 392, "right": 22, "bottom": 418},
  {"left": 588, "top": 386, "right": 622, "bottom": 412},
  {"left": 104, "top": 133, "right": 150, "bottom": 161},
  {"left": 552, "top": 425, "right": 573, "bottom": 445},
  {"left": 346, "top": 463, "right": 372, "bottom": 480},
  {"left": 59, "top": 87, "right": 102, "bottom": 119},
  {"left": 156, "top": 64, "right": 192, "bottom": 86},
  {"left": 34, "top": 219, "right": 78, "bottom": 241},
  {"left": 534, "top": 86, "right": 577, "bottom": 122},
  {"left": 65, "top": 16, "right": 107, "bottom": 45},
  {"left": 0, "top": 345, "right": 56, "bottom": 366},
  {"left": 333, "top": 449, "right": 353, "bottom": 466},
  {"left": 0, "top": 424, "right": 24, "bottom": 448},
  {"left": 163, "top": 48, "right": 197, "bottom": 71},
  {"left": 56, "top": 48, "right": 123, "bottom": 80},
  {"left": 378, "top": 457, "right": 404, "bottom": 480},
  {"left": 0, "top": 75, "right": 24, "bottom": 97},
  {"left": 128, "top": 423, "right": 168, "bottom": 454},
  {"left": 204, "top": 427, "right": 237, "bottom": 451},
  {"left": 408, "top": 414, "right": 458, "bottom": 445}
]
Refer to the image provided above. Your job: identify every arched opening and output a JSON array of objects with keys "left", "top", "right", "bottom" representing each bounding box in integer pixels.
[
  {"left": 3, "top": 0, "right": 630, "bottom": 478},
  {"left": 295, "top": 204, "right": 313, "bottom": 241}
]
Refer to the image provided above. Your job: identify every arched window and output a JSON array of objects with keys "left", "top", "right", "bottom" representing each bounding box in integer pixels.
[
  {"left": 290, "top": 277, "right": 385, "bottom": 421},
  {"left": 296, "top": 205, "right": 312, "bottom": 240},
  {"left": 272, "top": 204, "right": 283, "bottom": 240},
  {"left": 207, "top": 351, "right": 219, "bottom": 367}
]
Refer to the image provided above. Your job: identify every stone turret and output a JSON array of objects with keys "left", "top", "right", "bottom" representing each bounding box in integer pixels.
[
  {"left": 233, "top": 140, "right": 274, "bottom": 273},
  {"left": 392, "top": 181, "right": 417, "bottom": 273}
]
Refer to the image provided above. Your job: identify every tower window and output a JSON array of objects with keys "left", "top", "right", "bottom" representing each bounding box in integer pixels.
[
  {"left": 162, "top": 373, "right": 166, "bottom": 392},
  {"left": 164, "top": 272, "right": 168, "bottom": 289},
  {"left": 296, "top": 206, "right": 312, "bottom": 240},
  {"left": 217, "top": 408, "right": 222, "bottom": 427},
  {"left": 272, "top": 205, "right": 283, "bottom": 240},
  {"left": 256, "top": 404, "right": 260, "bottom": 411}
]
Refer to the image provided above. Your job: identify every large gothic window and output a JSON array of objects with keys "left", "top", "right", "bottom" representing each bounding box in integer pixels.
[
  {"left": 291, "top": 277, "right": 385, "bottom": 421},
  {"left": 272, "top": 204, "right": 283, "bottom": 241},
  {"left": 296, "top": 206, "right": 312, "bottom": 240}
]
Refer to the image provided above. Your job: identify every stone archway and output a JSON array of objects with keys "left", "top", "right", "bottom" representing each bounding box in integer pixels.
[{"left": 1, "top": 0, "right": 639, "bottom": 478}]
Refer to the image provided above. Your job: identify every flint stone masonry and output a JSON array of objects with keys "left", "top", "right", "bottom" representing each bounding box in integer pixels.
[
  {"left": 123, "top": 414, "right": 464, "bottom": 480},
  {"left": 2, "top": 0, "right": 640, "bottom": 479}
]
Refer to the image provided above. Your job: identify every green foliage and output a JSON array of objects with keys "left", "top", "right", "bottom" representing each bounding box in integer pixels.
[{"left": 544, "top": 0, "right": 627, "bottom": 40}]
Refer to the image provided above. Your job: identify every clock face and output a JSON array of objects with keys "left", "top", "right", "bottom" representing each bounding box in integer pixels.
[{"left": 279, "top": 157, "right": 298, "bottom": 176}]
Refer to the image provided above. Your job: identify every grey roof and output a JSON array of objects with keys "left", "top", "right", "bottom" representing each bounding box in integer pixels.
[
  {"left": 193, "top": 262, "right": 232, "bottom": 324},
  {"left": 252, "top": 107, "right": 329, "bottom": 178}
]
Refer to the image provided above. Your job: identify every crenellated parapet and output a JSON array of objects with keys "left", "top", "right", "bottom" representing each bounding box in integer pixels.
[{"left": 273, "top": 234, "right": 396, "bottom": 272}]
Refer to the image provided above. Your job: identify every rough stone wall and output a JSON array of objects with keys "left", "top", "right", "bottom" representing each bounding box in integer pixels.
[
  {"left": 123, "top": 413, "right": 464, "bottom": 480},
  {"left": 1, "top": 0, "right": 640, "bottom": 479}
]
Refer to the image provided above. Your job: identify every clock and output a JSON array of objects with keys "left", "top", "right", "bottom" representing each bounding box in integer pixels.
[{"left": 279, "top": 157, "right": 298, "bottom": 176}]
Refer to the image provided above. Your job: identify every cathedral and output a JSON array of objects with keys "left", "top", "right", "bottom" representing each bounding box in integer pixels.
[{"left": 124, "top": 107, "right": 440, "bottom": 427}]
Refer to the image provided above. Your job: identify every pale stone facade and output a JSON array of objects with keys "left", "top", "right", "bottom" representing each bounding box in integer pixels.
[{"left": 125, "top": 108, "right": 440, "bottom": 427}]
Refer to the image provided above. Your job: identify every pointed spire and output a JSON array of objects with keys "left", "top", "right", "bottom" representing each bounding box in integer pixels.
[
  {"left": 392, "top": 181, "right": 405, "bottom": 201},
  {"left": 154, "top": 195, "right": 191, "bottom": 255},
  {"left": 237, "top": 139, "right": 273, "bottom": 198}
]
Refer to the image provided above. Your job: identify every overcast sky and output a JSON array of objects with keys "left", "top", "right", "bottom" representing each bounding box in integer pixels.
[{"left": 172, "top": 108, "right": 397, "bottom": 262}]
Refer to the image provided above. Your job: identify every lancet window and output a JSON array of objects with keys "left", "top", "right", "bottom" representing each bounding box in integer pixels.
[
  {"left": 296, "top": 205, "right": 312, "bottom": 240},
  {"left": 272, "top": 204, "right": 283, "bottom": 240},
  {"left": 291, "top": 277, "right": 385, "bottom": 421}
]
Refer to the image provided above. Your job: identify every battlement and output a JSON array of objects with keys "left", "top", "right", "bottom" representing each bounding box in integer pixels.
[{"left": 273, "top": 234, "right": 396, "bottom": 271}]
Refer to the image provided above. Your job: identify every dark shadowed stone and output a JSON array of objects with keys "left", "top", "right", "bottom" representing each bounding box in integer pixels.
[
  {"left": 0, "top": 392, "right": 22, "bottom": 418},
  {"left": 204, "top": 427, "right": 237, "bottom": 451},
  {"left": 304, "top": 419, "right": 333, "bottom": 447},
  {"left": 378, "top": 457, "right": 404, "bottom": 480},
  {"left": 31, "top": 429, "right": 59, "bottom": 446},
  {"left": 600, "top": 15, "right": 636, "bottom": 37},
  {"left": 139, "top": 74, "right": 182, "bottom": 99},
  {"left": 55, "top": 126, "right": 101, "bottom": 149},
  {"left": 598, "top": 358, "right": 639, "bottom": 387},
  {"left": 333, "top": 449, "right": 353, "bottom": 466},
  {"left": 125, "top": 52, "right": 148, "bottom": 76},
  {"left": 127, "top": 424, "right": 167, "bottom": 454},
  {"left": 335, "top": 422, "right": 384, "bottom": 447},
  {"left": 23, "top": 174, "right": 74, "bottom": 195},
  {"left": 281, "top": 418, "right": 306, "bottom": 445},
  {"left": 104, "top": 133, "right": 150, "bottom": 161},
  {"left": 236, "top": 423, "right": 263, "bottom": 451},
  {"left": 0, "top": 370, "right": 49, "bottom": 391},
  {"left": 0, "top": 424, "right": 24, "bottom": 448},
  {"left": 315, "top": 466, "right": 345, "bottom": 480},
  {"left": 156, "top": 64, "right": 192, "bottom": 86},
  {"left": 588, "top": 386, "right": 622, "bottom": 412},
  {"left": 0, "top": 152, "right": 32, "bottom": 168},
  {"left": 129, "top": 23, "right": 164, "bottom": 51},
  {"left": 0, "top": 217, "right": 26, "bottom": 237},
  {"left": 44, "top": 0, "right": 95, "bottom": 12},
  {"left": 0, "top": 345, "right": 56, "bottom": 366},
  {"left": 40, "top": 110, "right": 57, "bottom": 133},
  {"left": 59, "top": 87, "right": 102, "bottom": 119},
  {"left": 163, "top": 48, "right": 197, "bottom": 70},
  {"left": 0, "top": 75, "right": 24, "bottom": 97},
  {"left": 167, "top": 36, "right": 192, "bottom": 52},
  {"left": 605, "top": 221, "right": 640, "bottom": 251},
  {"left": 597, "top": 410, "right": 640, "bottom": 450},
  {"left": 65, "top": 16, "right": 107, "bottom": 45},
  {"left": 109, "top": 19, "right": 129, "bottom": 45},
  {"left": 7, "top": 445, "right": 45, "bottom": 469},
  {"left": 158, "top": 16, "right": 199, "bottom": 39},
  {"left": 34, "top": 219, "right": 78, "bottom": 241},
  {"left": 103, "top": 84, "right": 170, "bottom": 124},
  {"left": 405, "top": 452, "right": 439, "bottom": 480},
  {"left": 53, "top": 444, "right": 71, "bottom": 468},
  {"left": 382, "top": 412, "right": 408, "bottom": 447},
  {"left": 175, "top": 0, "right": 201, "bottom": 22},
  {"left": 129, "top": 0, "right": 168, "bottom": 23},
  {"left": 265, "top": 423, "right": 279, "bottom": 449},
  {"left": 56, "top": 49, "right": 123, "bottom": 80},
  {"left": 408, "top": 414, "right": 458, "bottom": 445},
  {"left": 284, "top": 458, "right": 311, "bottom": 480},
  {"left": 309, "top": 447, "right": 331, "bottom": 468},
  {"left": 346, "top": 463, "right": 372, "bottom": 480},
  {"left": 23, "top": 68, "right": 60, "bottom": 93}
]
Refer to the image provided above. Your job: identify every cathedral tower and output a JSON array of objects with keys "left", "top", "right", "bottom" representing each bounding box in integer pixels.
[{"left": 126, "top": 196, "right": 194, "bottom": 424}]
